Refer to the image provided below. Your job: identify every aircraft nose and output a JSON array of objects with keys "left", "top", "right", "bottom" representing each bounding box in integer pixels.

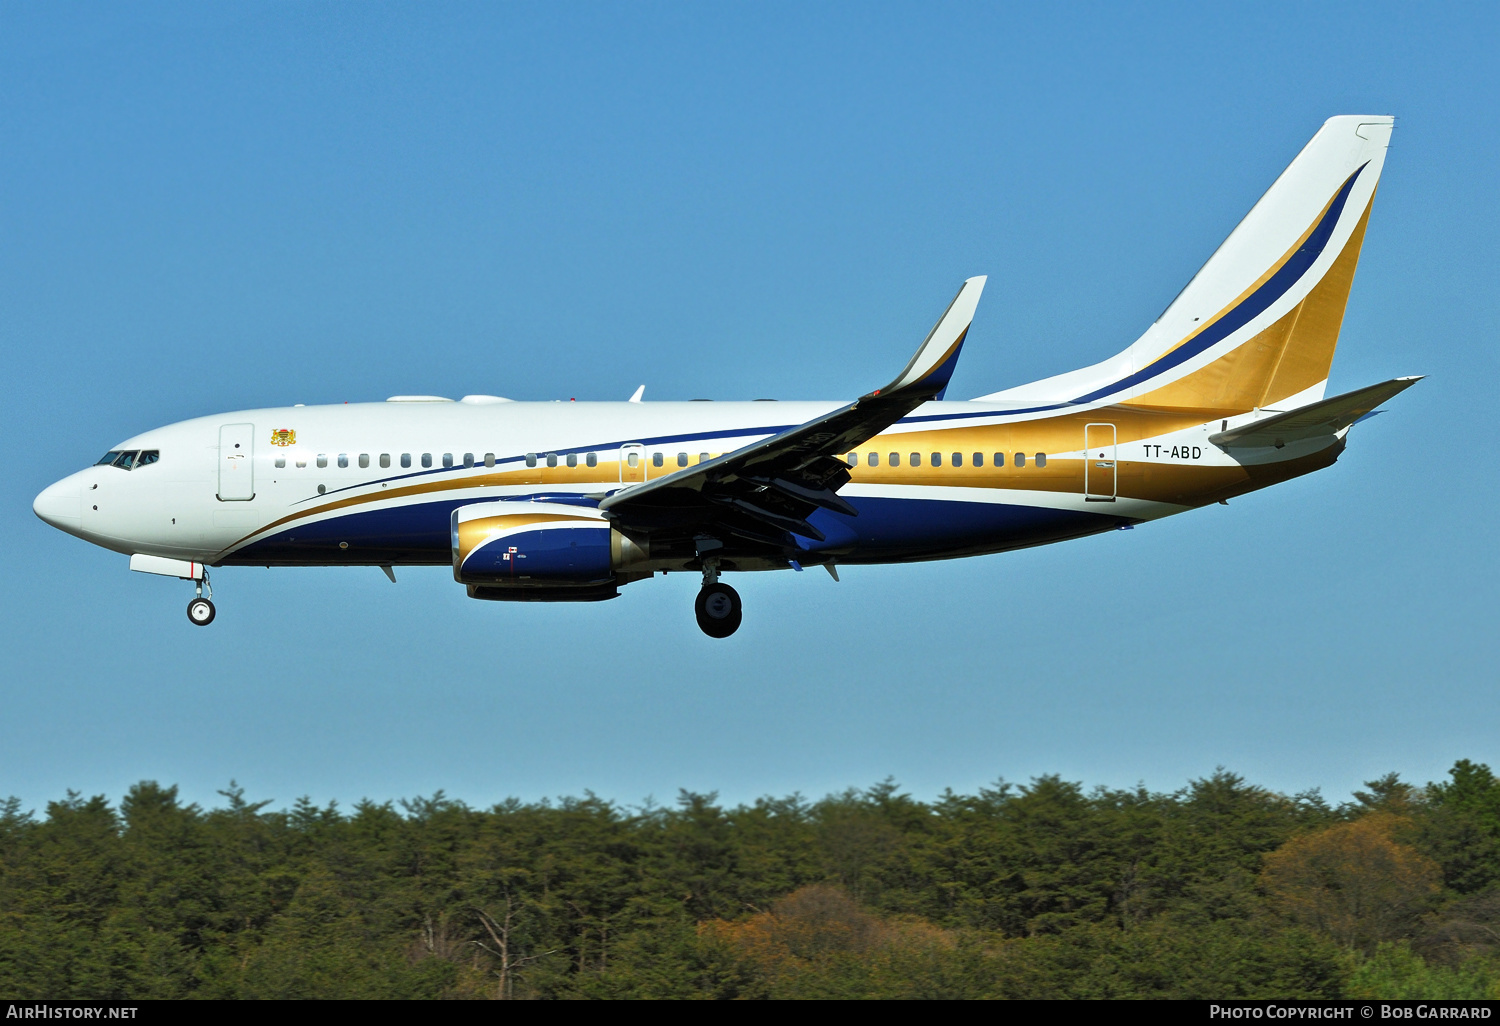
[{"left": 34, "top": 475, "right": 83, "bottom": 532}]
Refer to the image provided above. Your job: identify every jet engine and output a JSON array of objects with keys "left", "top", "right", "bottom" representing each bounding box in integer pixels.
[{"left": 451, "top": 501, "right": 650, "bottom": 601}]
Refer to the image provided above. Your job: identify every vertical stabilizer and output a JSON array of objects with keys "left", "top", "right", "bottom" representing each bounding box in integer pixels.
[{"left": 976, "top": 116, "right": 1393, "bottom": 413}]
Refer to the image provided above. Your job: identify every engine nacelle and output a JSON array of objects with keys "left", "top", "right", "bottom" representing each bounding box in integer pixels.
[{"left": 451, "top": 501, "right": 648, "bottom": 591}]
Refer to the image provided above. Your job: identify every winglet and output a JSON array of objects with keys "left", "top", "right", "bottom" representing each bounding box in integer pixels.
[
  {"left": 873, "top": 276, "right": 986, "bottom": 401},
  {"left": 628, "top": 385, "right": 645, "bottom": 403}
]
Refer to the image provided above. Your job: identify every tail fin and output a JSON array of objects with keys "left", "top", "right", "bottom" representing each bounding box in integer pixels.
[{"left": 976, "top": 116, "right": 1393, "bottom": 413}]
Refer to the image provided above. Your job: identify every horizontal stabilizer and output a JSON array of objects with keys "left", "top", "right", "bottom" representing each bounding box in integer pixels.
[{"left": 1208, "top": 376, "right": 1421, "bottom": 448}]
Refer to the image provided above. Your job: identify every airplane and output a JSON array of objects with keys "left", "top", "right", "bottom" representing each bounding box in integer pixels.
[{"left": 33, "top": 115, "right": 1417, "bottom": 638}]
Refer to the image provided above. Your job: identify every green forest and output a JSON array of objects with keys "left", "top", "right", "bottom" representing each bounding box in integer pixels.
[{"left": 3, "top": 762, "right": 1500, "bottom": 1000}]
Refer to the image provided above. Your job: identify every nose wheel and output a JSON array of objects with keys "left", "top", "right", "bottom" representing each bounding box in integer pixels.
[
  {"left": 187, "top": 597, "right": 216, "bottom": 626},
  {"left": 695, "top": 582, "right": 742, "bottom": 638},
  {"left": 186, "top": 570, "right": 216, "bottom": 626}
]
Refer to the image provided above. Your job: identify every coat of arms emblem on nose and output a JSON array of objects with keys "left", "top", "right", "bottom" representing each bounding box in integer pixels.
[{"left": 271, "top": 429, "right": 296, "bottom": 446}]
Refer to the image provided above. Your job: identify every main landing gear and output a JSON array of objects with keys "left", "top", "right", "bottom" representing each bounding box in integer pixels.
[
  {"left": 187, "top": 570, "right": 215, "bottom": 626},
  {"left": 695, "top": 560, "right": 742, "bottom": 639}
]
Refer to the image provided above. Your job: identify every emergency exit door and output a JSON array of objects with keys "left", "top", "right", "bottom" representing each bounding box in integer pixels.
[
  {"left": 218, "top": 423, "right": 255, "bottom": 501},
  {"left": 620, "top": 443, "right": 646, "bottom": 484},
  {"left": 1084, "top": 423, "right": 1116, "bottom": 502}
]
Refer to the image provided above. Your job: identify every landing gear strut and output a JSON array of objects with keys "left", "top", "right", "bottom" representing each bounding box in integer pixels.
[
  {"left": 695, "top": 560, "right": 741, "bottom": 638},
  {"left": 187, "top": 570, "right": 215, "bottom": 626}
]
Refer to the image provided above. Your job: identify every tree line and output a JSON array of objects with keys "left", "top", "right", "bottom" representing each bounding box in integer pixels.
[{"left": 2, "top": 761, "right": 1499, "bottom": 999}]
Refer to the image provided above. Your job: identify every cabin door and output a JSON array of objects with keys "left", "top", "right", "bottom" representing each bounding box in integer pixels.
[
  {"left": 1084, "top": 423, "right": 1116, "bottom": 502},
  {"left": 620, "top": 443, "right": 646, "bottom": 485},
  {"left": 217, "top": 423, "right": 256, "bottom": 501}
]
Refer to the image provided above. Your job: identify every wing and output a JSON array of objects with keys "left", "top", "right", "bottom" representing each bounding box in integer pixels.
[
  {"left": 600, "top": 276, "right": 986, "bottom": 548},
  {"left": 1208, "top": 376, "right": 1422, "bottom": 449}
]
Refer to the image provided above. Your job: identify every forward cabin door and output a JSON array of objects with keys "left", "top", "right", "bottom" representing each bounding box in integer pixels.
[
  {"left": 218, "top": 423, "right": 256, "bottom": 501},
  {"left": 1084, "top": 422, "right": 1116, "bottom": 502},
  {"left": 620, "top": 443, "right": 646, "bottom": 485}
]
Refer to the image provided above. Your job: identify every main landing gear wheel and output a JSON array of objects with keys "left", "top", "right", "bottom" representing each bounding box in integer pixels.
[
  {"left": 695, "top": 583, "right": 742, "bottom": 638},
  {"left": 187, "top": 597, "right": 216, "bottom": 626}
]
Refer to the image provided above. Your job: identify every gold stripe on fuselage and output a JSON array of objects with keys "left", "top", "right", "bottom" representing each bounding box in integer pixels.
[{"left": 224, "top": 403, "right": 1337, "bottom": 556}]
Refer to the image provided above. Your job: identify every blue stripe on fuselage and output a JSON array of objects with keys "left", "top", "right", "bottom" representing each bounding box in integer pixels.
[
  {"left": 225, "top": 492, "right": 1129, "bottom": 566},
  {"left": 799, "top": 496, "right": 1126, "bottom": 562},
  {"left": 227, "top": 497, "right": 477, "bottom": 564}
]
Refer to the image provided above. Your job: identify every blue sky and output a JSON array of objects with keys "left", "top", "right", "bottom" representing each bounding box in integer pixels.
[{"left": 3, "top": 2, "right": 1496, "bottom": 814}]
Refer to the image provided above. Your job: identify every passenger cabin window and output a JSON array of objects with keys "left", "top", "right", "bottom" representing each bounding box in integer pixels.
[
  {"left": 421, "top": 453, "right": 433, "bottom": 468},
  {"left": 274, "top": 457, "right": 286, "bottom": 469},
  {"left": 566, "top": 453, "right": 577, "bottom": 468},
  {"left": 952, "top": 452, "right": 962, "bottom": 467},
  {"left": 627, "top": 452, "right": 639, "bottom": 468},
  {"left": 442, "top": 453, "right": 453, "bottom": 468},
  {"left": 401, "top": 453, "right": 411, "bottom": 469},
  {"left": 867, "top": 453, "right": 878, "bottom": 467},
  {"left": 317, "top": 455, "right": 329, "bottom": 469},
  {"left": 910, "top": 452, "right": 921, "bottom": 466},
  {"left": 586, "top": 453, "right": 598, "bottom": 468},
  {"left": 699, "top": 453, "right": 710, "bottom": 464},
  {"left": 338, "top": 454, "right": 349, "bottom": 469},
  {"left": 296, "top": 459, "right": 306, "bottom": 468},
  {"left": 931, "top": 452, "right": 942, "bottom": 467},
  {"left": 484, "top": 453, "right": 496, "bottom": 468},
  {"left": 525, "top": 453, "right": 537, "bottom": 468},
  {"left": 652, "top": 452, "right": 664, "bottom": 468},
  {"left": 888, "top": 453, "right": 900, "bottom": 467},
  {"left": 379, "top": 454, "right": 390, "bottom": 468},
  {"left": 677, "top": 452, "right": 688, "bottom": 467},
  {"left": 358, "top": 454, "right": 369, "bottom": 469},
  {"left": 1035, "top": 453, "right": 1047, "bottom": 468},
  {"left": 463, "top": 453, "right": 475, "bottom": 468},
  {"left": 847, "top": 453, "right": 857, "bottom": 466},
  {"left": 546, "top": 453, "right": 558, "bottom": 468},
  {"left": 1015, "top": 452, "right": 1026, "bottom": 467},
  {"left": 993, "top": 452, "right": 1004, "bottom": 467}
]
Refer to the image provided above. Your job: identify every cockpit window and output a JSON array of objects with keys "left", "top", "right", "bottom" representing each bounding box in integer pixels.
[{"left": 96, "top": 449, "right": 155, "bottom": 470}]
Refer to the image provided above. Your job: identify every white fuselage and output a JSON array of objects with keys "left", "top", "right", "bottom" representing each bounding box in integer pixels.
[{"left": 33, "top": 395, "right": 1340, "bottom": 576}]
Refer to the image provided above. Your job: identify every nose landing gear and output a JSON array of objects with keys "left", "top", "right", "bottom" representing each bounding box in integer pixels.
[
  {"left": 187, "top": 571, "right": 215, "bottom": 626},
  {"left": 188, "top": 597, "right": 216, "bottom": 625},
  {"left": 695, "top": 560, "right": 741, "bottom": 638}
]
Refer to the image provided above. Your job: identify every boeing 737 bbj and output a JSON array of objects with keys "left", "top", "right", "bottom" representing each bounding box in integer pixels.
[{"left": 34, "top": 116, "right": 1417, "bottom": 637}]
